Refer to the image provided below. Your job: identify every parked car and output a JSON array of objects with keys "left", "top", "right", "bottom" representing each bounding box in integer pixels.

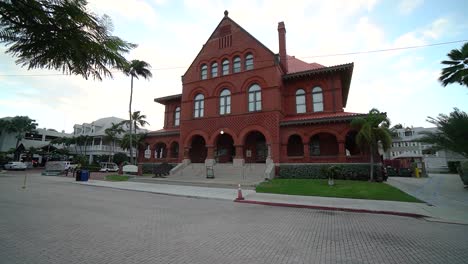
[
  {"left": 4, "top": 161, "right": 27, "bottom": 170},
  {"left": 99, "top": 162, "right": 119, "bottom": 172}
]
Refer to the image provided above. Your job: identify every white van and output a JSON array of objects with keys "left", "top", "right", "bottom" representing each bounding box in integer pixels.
[{"left": 99, "top": 162, "right": 119, "bottom": 172}]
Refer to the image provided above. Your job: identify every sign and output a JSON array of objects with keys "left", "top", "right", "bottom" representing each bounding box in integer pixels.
[{"left": 246, "top": 150, "right": 252, "bottom": 158}]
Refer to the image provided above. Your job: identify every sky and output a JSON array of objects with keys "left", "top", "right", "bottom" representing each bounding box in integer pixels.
[{"left": 0, "top": 0, "right": 467, "bottom": 133}]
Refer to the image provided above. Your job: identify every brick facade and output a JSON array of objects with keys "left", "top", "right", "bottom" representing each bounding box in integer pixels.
[{"left": 140, "top": 11, "right": 367, "bottom": 165}]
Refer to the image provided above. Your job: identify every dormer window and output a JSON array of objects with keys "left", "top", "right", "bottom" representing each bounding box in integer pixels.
[
  {"left": 211, "top": 62, "right": 218, "bottom": 77},
  {"left": 245, "top": 53, "right": 254, "bottom": 70},
  {"left": 222, "top": 59, "right": 229, "bottom": 75},
  {"left": 233, "top": 56, "right": 241, "bottom": 73},
  {"left": 201, "top": 64, "right": 208, "bottom": 80},
  {"left": 312, "top": 87, "right": 323, "bottom": 112}
]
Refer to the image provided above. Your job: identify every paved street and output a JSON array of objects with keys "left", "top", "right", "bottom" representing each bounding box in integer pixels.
[{"left": 1, "top": 173, "right": 468, "bottom": 264}]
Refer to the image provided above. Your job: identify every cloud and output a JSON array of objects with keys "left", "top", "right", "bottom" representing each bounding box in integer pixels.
[
  {"left": 398, "top": 0, "right": 424, "bottom": 15},
  {"left": 87, "top": 0, "right": 159, "bottom": 28}
]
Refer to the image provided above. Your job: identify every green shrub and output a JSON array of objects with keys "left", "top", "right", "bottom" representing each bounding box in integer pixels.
[
  {"left": 448, "top": 161, "right": 461, "bottom": 173},
  {"left": 459, "top": 161, "right": 468, "bottom": 186},
  {"left": 278, "top": 164, "right": 382, "bottom": 181}
]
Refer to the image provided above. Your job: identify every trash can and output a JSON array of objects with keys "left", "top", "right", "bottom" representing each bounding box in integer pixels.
[
  {"left": 80, "top": 170, "right": 89, "bottom": 181},
  {"left": 75, "top": 170, "right": 82, "bottom": 181}
]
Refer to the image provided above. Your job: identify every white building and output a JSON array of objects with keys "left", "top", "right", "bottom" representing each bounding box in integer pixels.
[
  {"left": 384, "top": 127, "right": 467, "bottom": 172},
  {"left": 70, "top": 117, "right": 148, "bottom": 164}
]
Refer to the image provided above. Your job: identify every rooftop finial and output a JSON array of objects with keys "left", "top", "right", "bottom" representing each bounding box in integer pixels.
[{"left": 224, "top": 10, "right": 229, "bottom": 17}]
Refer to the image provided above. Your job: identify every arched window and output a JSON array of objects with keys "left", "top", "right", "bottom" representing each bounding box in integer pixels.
[
  {"left": 211, "top": 62, "right": 218, "bottom": 78},
  {"left": 233, "top": 56, "right": 241, "bottom": 73},
  {"left": 309, "top": 135, "right": 320, "bottom": 156},
  {"left": 174, "top": 106, "right": 180, "bottom": 126},
  {"left": 287, "top": 135, "right": 304, "bottom": 156},
  {"left": 312, "top": 87, "right": 323, "bottom": 112},
  {"left": 245, "top": 53, "right": 254, "bottom": 70},
  {"left": 201, "top": 64, "right": 207, "bottom": 80},
  {"left": 219, "top": 89, "right": 231, "bottom": 115},
  {"left": 296, "top": 89, "right": 306, "bottom": 113},
  {"left": 248, "top": 84, "right": 261, "bottom": 112},
  {"left": 194, "top": 94, "right": 204, "bottom": 118},
  {"left": 222, "top": 59, "right": 229, "bottom": 75},
  {"left": 170, "top": 142, "right": 179, "bottom": 158}
]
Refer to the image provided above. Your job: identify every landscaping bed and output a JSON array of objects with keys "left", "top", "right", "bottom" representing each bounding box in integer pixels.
[{"left": 256, "top": 179, "right": 422, "bottom": 203}]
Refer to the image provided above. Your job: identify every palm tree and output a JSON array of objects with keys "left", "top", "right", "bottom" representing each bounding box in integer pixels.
[
  {"left": 123, "top": 60, "right": 152, "bottom": 164},
  {"left": 104, "top": 123, "right": 124, "bottom": 162},
  {"left": 439, "top": 42, "right": 468, "bottom": 88},
  {"left": 120, "top": 111, "right": 150, "bottom": 136},
  {"left": 5, "top": 116, "right": 38, "bottom": 160},
  {"left": 351, "top": 108, "right": 392, "bottom": 181}
]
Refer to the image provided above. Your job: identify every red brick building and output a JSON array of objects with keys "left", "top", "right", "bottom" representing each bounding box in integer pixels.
[{"left": 140, "top": 11, "right": 367, "bottom": 175}]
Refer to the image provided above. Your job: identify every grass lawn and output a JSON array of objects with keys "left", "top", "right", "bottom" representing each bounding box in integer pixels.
[
  {"left": 105, "top": 175, "right": 130, "bottom": 182},
  {"left": 256, "top": 179, "right": 423, "bottom": 203}
]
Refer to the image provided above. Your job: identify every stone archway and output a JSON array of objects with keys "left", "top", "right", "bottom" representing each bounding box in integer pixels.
[
  {"left": 189, "top": 135, "right": 207, "bottom": 163},
  {"left": 244, "top": 131, "right": 267, "bottom": 163},
  {"left": 154, "top": 142, "right": 167, "bottom": 159},
  {"left": 309, "top": 133, "right": 338, "bottom": 156},
  {"left": 215, "top": 133, "right": 235, "bottom": 163}
]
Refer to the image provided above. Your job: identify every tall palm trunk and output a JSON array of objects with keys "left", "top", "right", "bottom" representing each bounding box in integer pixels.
[{"left": 129, "top": 75, "right": 134, "bottom": 164}]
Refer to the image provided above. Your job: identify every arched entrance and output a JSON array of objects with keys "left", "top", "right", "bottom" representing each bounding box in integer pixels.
[
  {"left": 189, "top": 135, "right": 207, "bottom": 163},
  {"left": 244, "top": 131, "right": 267, "bottom": 163},
  {"left": 287, "top": 134, "right": 304, "bottom": 156},
  {"left": 215, "top": 133, "right": 235, "bottom": 163},
  {"left": 154, "top": 143, "right": 167, "bottom": 159},
  {"left": 345, "top": 130, "right": 360, "bottom": 155},
  {"left": 309, "top": 133, "right": 338, "bottom": 156}
]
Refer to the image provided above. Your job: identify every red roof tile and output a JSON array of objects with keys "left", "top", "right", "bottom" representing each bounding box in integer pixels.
[
  {"left": 286, "top": 55, "right": 324, "bottom": 74},
  {"left": 281, "top": 112, "right": 365, "bottom": 125}
]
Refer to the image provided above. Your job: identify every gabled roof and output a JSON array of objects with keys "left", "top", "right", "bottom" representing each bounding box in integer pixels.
[
  {"left": 182, "top": 11, "right": 276, "bottom": 78},
  {"left": 286, "top": 55, "right": 325, "bottom": 74},
  {"left": 154, "top": 94, "right": 182, "bottom": 105},
  {"left": 280, "top": 112, "right": 365, "bottom": 126},
  {"left": 283, "top": 63, "right": 354, "bottom": 107}
]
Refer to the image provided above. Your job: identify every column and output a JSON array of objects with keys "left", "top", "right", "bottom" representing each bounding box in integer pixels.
[
  {"left": 205, "top": 145, "right": 215, "bottom": 166},
  {"left": 304, "top": 143, "right": 310, "bottom": 161},
  {"left": 338, "top": 140, "right": 346, "bottom": 162},
  {"left": 233, "top": 145, "right": 244, "bottom": 167},
  {"left": 182, "top": 147, "right": 191, "bottom": 165}
]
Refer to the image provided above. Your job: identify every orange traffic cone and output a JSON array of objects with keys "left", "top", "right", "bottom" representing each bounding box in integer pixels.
[{"left": 237, "top": 184, "right": 244, "bottom": 200}]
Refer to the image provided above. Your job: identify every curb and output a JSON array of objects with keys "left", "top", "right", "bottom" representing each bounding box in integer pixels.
[{"left": 234, "top": 199, "right": 427, "bottom": 219}]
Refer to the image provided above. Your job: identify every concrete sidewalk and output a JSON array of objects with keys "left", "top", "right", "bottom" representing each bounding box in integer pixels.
[{"left": 73, "top": 179, "right": 468, "bottom": 225}]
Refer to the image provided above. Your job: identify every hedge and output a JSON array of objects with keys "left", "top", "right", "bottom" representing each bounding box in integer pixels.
[
  {"left": 278, "top": 164, "right": 382, "bottom": 181},
  {"left": 459, "top": 161, "right": 468, "bottom": 186},
  {"left": 141, "top": 163, "right": 175, "bottom": 175},
  {"left": 448, "top": 161, "right": 461, "bottom": 174}
]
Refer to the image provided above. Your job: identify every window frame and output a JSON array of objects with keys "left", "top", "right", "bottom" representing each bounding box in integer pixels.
[
  {"left": 233, "top": 56, "right": 241, "bottom": 73},
  {"left": 248, "top": 84, "right": 262, "bottom": 112},
  {"left": 174, "top": 106, "right": 180, "bottom": 126},
  {"left": 201, "top": 64, "right": 208, "bottom": 80},
  {"left": 245, "top": 53, "right": 254, "bottom": 70},
  {"left": 211, "top": 62, "right": 218, "bottom": 78},
  {"left": 312, "top": 87, "right": 324, "bottom": 112},
  {"left": 222, "top": 59, "right": 229, "bottom": 75},
  {"left": 194, "top": 94, "right": 204, "bottom": 118},
  {"left": 295, "top": 89, "right": 306, "bottom": 113},
  {"left": 219, "top": 89, "right": 231, "bottom": 115}
]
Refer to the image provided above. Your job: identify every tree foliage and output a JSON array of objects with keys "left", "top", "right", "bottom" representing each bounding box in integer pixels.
[
  {"left": 351, "top": 108, "right": 392, "bottom": 181},
  {"left": 419, "top": 108, "right": 468, "bottom": 158},
  {"left": 439, "top": 42, "right": 468, "bottom": 87},
  {"left": 0, "top": 0, "right": 136, "bottom": 80}
]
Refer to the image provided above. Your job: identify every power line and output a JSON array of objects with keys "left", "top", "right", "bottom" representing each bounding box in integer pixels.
[{"left": 0, "top": 39, "right": 466, "bottom": 77}]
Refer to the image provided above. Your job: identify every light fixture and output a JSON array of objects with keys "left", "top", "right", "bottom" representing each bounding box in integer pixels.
[{"left": 220, "top": 130, "right": 224, "bottom": 134}]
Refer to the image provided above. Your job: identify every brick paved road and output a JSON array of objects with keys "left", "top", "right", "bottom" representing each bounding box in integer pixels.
[{"left": 1, "top": 173, "right": 467, "bottom": 264}]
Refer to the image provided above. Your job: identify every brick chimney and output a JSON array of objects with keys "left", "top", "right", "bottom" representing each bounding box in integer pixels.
[{"left": 278, "top": 21, "right": 288, "bottom": 73}]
